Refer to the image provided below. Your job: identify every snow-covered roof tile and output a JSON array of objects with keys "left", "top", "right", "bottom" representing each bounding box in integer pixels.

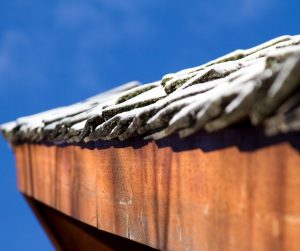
[{"left": 1, "top": 35, "right": 300, "bottom": 144}]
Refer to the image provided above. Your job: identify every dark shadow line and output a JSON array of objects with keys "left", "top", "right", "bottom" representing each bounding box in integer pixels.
[{"left": 15, "top": 127, "right": 300, "bottom": 153}]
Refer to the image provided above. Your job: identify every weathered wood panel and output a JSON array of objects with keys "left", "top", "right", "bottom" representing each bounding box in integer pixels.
[
  {"left": 13, "top": 129, "right": 300, "bottom": 251},
  {"left": 25, "top": 196, "right": 156, "bottom": 251}
]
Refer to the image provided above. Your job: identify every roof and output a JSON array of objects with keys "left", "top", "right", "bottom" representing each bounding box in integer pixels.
[{"left": 1, "top": 35, "right": 300, "bottom": 145}]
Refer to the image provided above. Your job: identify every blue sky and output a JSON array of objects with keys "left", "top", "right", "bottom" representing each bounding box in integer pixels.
[{"left": 0, "top": 0, "right": 299, "bottom": 250}]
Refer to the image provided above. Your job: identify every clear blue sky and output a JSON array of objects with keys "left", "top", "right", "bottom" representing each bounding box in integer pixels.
[{"left": 0, "top": 0, "right": 299, "bottom": 250}]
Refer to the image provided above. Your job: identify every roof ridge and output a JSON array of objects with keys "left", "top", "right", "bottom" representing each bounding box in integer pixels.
[{"left": 1, "top": 35, "right": 300, "bottom": 144}]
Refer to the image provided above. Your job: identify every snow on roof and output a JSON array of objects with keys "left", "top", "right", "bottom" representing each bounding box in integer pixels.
[{"left": 1, "top": 35, "right": 300, "bottom": 144}]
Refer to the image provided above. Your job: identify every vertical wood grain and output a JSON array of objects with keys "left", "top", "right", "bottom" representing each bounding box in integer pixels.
[{"left": 13, "top": 132, "right": 300, "bottom": 251}]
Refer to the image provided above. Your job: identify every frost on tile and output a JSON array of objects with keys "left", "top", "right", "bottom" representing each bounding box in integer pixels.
[{"left": 1, "top": 35, "right": 300, "bottom": 144}]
